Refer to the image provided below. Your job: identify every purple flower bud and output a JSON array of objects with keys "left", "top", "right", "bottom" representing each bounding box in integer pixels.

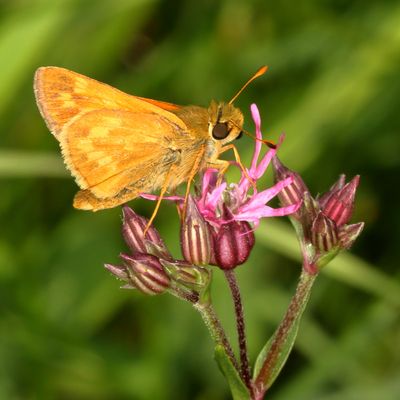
[
  {"left": 300, "top": 191, "right": 319, "bottom": 238},
  {"left": 118, "top": 253, "right": 170, "bottom": 295},
  {"left": 122, "top": 206, "right": 170, "bottom": 259},
  {"left": 211, "top": 205, "right": 255, "bottom": 270},
  {"left": 320, "top": 176, "right": 360, "bottom": 226},
  {"left": 180, "top": 196, "right": 213, "bottom": 265},
  {"left": 272, "top": 156, "right": 310, "bottom": 221},
  {"left": 338, "top": 222, "right": 364, "bottom": 250},
  {"left": 318, "top": 174, "right": 346, "bottom": 208},
  {"left": 311, "top": 212, "right": 339, "bottom": 252},
  {"left": 104, "top": 263, "right": 129, "bottom": 281},
  {"left": 270, "top": 160, "right": 363, "bottom": 271}
]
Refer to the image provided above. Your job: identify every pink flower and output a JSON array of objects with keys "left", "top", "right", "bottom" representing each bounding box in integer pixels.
[
  {"left": 141, "top": 104, "right": 301, "bottom": 270},
  {"left": 143, "top": 104, "right": 300, "bottom": 229},
  {"left": 194, "top": 104, "right": 300, "bottom": 228}
]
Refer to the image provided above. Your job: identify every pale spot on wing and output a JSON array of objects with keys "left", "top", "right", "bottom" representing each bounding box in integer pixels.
[
  {"left": 73, "top": 77, "right": 89, "bottom": 93},
  {"left": 63, "top": 100, "right": 77, "bottom": 108},
  {"left": 90, "top": 126, "right": 111, "bottom": 138},
  {"left": 58, "top": 92, "right": 72, "bottom": 100}
]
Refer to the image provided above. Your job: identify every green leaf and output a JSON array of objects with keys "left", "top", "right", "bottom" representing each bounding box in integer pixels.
[
  {"left": 253, "top": 272, "right": 316, "bottom": 391},
  {"left": 253, "top": 318, "right": 300, "bottom": 388},
  {"left": 214, "top": 345, "right": 250, "bottom": 400}
]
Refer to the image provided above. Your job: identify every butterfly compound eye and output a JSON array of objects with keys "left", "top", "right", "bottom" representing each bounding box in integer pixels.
[{"left": 212, "top": 122, "right": 230, "bottom": 140}]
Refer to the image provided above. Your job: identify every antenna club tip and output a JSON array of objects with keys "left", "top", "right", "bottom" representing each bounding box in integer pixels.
[
  {"left": 266, "top": 141, "right": 276, "bottom": 149},
  {"left": 228, "top": 65, "right": 269, "bottom": 105},
  {"left": 257, "top": 65, "right": 269, "bottom": 76}
]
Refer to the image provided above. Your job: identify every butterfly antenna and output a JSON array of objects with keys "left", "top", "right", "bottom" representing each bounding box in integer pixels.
[
  {"left": 230, "top": 119, "right": 276, "bottom": 149},
  {"left": 241, "top": 128, "right": 276, "bottom": 149},
  {"left": 228, "top": 65, "right": 269, "bottom": 105}
]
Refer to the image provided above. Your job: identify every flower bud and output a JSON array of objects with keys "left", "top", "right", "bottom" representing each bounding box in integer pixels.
[
  {"left": 107, "top": 253, "right": 170, "bottom": 295},
  {"left": 338, "top": 222, "right": 364, "bottom": 250},
  {"left": 320, "top": 176, "right": 360, "bottom": 226},
  {"left": 161, "top": 259, "right": 211, "bottom": 292},
  {"left": 180, "top": 196, "right": 213, "bottom": 265},
  {"left": 300, "top": 191, "right": 319, "bottom": 239},
  {"left": 122, "top": 206, "right": 170, "bottom": 259},
  {"left": 104, "top": 263, "right": 129, "bottom": 281},
  {"left": 211, "top": 205, "right": 255, "bottom": 270},
  {"left": 311, "top": 212, "right": 339, "bottom": 252},
  {"left": 272, "top": 156, "right": 310, "bottom": 221},
  {"left": 318, "top": 174, "right": 346, "bottom": 208}
]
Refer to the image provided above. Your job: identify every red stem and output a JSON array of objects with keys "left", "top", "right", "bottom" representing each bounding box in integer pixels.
[{"left": 224, "top": 270, "right": 252, "bottom": 393}]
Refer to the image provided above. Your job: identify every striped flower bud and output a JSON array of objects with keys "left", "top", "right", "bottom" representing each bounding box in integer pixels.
[
  {"left": 338, "top": 222, "right": 364, "bottom": 250},
  {"left": 122, "top": 206, "right": 170, "bottom": 259},
  {"left": 105, "top": 253, "right": 170, "bottom": 295},
  {"left": 320, "top": 176, "right": 360, "bottom": 226},
  {"left": 311, "top": 212, "right": 339, "bottom": 252},
  {"left": 180, "top": 196, "right": 213, "bottom": 265},
  {"left": 272, "top": 156, "right": 310, "bottom": 221}
]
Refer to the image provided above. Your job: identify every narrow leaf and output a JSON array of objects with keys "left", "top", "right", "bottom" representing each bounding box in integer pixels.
[
  {"left": 254, "top": 272, "right": 316, "bottom": 391},
  {"left": 253, "top": 315, "right": 300, "bottom": 384},
  {"left": 214, "top": 345, "right": 250, "bottom": 400}
]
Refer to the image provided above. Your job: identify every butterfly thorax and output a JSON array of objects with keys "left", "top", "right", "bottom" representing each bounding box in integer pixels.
[{"left": 173, "top": 105, "right": 209, "bottom": 138}]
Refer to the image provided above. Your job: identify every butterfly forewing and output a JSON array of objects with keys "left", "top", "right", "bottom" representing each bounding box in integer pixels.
[
  {"left": 34, "top": 66, "right": 185, "bottom": 138},
  {"left": 34, "top": 66, "right": 195, "bottom": 210}
]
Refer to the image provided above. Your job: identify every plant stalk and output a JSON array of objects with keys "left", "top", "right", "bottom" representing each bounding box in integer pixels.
[
  {"left": 194, "top": 299, "right": 240, "bottom": 373},
  {"left": 224, "top": 270, "right": 252, "bottom": 392}
]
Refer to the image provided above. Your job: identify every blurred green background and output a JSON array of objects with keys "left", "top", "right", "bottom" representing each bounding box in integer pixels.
[{"left": 1, "top": 0, "right": 400, "bottom": 399}]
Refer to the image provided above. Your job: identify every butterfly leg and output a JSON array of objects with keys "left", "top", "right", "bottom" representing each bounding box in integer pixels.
[
  {"left": 181, "top": 145, "right": 207, "bottom": 220},
  {"left": 144, "top": 168, "right": 174, "bottom": 235},
  {"left": 216, "top": 144, "right": 256, "bottom": 188},
  {"left": 205, "top": 159, "right": 230, "bottom": 186}
]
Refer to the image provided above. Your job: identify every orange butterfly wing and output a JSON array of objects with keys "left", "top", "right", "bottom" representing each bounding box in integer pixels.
[
  {"left": 34, "top": 67, "right": 191, "bottom": 210},
  {"left": 60, "top": 108, "right": 185, "bottom": 199},
  {"left": 34, "top": 66, "right": 183, "bottom": 138}
]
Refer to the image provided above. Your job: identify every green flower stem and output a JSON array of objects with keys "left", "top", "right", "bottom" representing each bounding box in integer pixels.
[
  {"left": 254, "top": 269, "right": 317, "bottom": 396},
  {"left": 170, "top": 286, "right": 199, "bottom": 304},
  {"left": 224, "top": 270, "right": 252, "bottom": 393},
  {"left": 194, "top": 299, "right": 240, "bottom": 373}
]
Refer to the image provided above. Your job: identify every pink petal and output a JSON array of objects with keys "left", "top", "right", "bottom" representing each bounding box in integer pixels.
[
  {"left": 252, "top": 134, "right": 284, "bottom": 179},
  {"left": 140, "top": 193, "right": 183, "bottom": 202},
  {"left": 277, "top": 133, "right": 285, "bottom": 147},
  {"left": 250, "top": 103, "right": 262, "bottom": 171},
  {"left": 240, "top": 177, "right": 294, "bottom": 212},
  {"left": 201, "top": 169, "right": 218, "bottom": 200},
  {"left": 258, "top": 203, "right": 301, "bottom": 217},
  {"left": 206, "top": 182, "right": 227, "bottom": 210},
  {"left": 253, "top": 147, "right": 277, "bottom": 180},
  {"left": 235, "top": 203, "right": 300, "bottom": 221}
]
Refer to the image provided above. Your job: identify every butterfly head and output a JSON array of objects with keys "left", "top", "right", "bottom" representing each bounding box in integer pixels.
[{"left": 208, "top": 100, "right": 244, "bottom": 145}]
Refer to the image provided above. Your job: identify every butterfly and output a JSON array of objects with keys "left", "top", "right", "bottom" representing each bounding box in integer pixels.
[{"left": 34, "top": 65, "right": 270, "bottom": 225}]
